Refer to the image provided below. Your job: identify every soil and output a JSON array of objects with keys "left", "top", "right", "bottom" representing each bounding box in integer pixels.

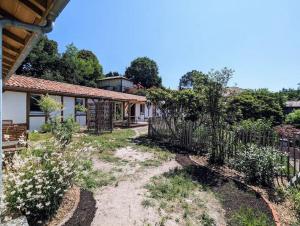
[
  {"left": 175, "top": 154, "right": 275, "bottom": 225},
  {"left": 46, "top": 186, "right": 80, "bottom": 226},
  {"left": 62, "top": 189, "right": 96, "bottom": 226}
]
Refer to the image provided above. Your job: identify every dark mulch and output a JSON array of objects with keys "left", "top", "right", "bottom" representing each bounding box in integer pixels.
[
  {"left": 176, "top": 154, "right": 275, "bottom": 225},
  {"left": 63, "top": 189, "right": 96, "bottom": 226}
]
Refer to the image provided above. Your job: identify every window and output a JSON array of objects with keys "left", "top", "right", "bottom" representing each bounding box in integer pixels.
[
  {"left": 140, "top": 104, "right": 145, "bottom": 115},
  {"left": 30, "top": 94, "right": 42, "bottom": 113},
  {"left": 75, "top": 98, "right": 85, "bottom": 115}
]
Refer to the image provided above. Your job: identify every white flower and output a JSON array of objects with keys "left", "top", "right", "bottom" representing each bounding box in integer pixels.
[
  {"left": 36, "top": 203, "right": 43, "bottom": 209},
  {"left": 45, "top": 201, "right": 51, "bottom": 206}
]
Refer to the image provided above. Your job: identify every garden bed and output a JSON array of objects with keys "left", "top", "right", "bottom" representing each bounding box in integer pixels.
[
  {"left": 175, "top": 154, "right": 276, "bottom": 225},
  {"left": 62, "top": 189, "right": 96, "bottom": 226}
]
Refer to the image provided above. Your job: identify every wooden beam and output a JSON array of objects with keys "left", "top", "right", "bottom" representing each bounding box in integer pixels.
[
  {"left": 3, "top": 50, "right": 17, "bottom": 61},
  {"left": 19, "top": 0, "right": 44, "bottom": 18},
  {"left": 3, "top": 61, "right": 13, "bottom": 68},
  {"left": 3, "top": 58, "right": 14, "bottom": 67},
  {"left": 30, "top": 0, "right": 47, "bottom": 11},
  {"left": 2, "top": 41, "right": 21, "bottom": 54},
  {"left": 3, "top": 29, "right": 26, "bottom": 46}
]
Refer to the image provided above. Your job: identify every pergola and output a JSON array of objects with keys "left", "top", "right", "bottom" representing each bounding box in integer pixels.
[{"left": 0, "top": 0, "right": 69, "bottom": 198}]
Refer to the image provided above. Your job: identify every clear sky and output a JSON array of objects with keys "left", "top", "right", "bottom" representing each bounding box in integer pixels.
[{"left": 48, "top": 0, "right": 300, "bottom": 91}]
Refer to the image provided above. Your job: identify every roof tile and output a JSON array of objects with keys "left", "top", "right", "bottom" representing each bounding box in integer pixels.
[{"left": 5, "top": 75, "right": 146, "bottom": 102}]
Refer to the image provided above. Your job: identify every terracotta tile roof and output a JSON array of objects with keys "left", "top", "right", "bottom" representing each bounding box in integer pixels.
[{"left": 4, "top": 75, "right": 146, "bottom": 102}]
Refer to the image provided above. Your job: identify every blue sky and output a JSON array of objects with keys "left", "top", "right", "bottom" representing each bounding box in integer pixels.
[{"left": 48, "top": 0, "right": 300, "bottom": 91}]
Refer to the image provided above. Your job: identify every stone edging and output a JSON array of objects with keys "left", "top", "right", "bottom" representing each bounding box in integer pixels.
[
  {"left": 188, "top": 155, "right": 281, "bottom": 226},
  {"left": 57, "top": 186, "right": 81, "bottom": 226}
]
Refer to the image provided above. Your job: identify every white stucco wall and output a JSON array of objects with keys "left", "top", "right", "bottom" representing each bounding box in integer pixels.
[
  {"left": 30, "top": 117, "right": 45, "bottom": 131},
  {"left": 49, "top": 95, "right": 61, "bottom": 118},
  {"left": 63, "top": 96, "right": 75, "bottom": 119},
  {"left": 3, "top": 91, "right": 27, "bottom": 123}
]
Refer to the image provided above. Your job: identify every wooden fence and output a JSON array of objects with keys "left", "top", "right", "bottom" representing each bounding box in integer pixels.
[{"left": 148, "top": 117, "right": 300, "bottom": 185}]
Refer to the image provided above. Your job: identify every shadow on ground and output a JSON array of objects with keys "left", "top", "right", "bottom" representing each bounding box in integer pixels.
[{"left": 133, "top": 135, "right": 275, "bottom": 225}]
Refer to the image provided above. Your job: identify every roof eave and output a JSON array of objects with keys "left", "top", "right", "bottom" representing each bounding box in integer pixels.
[{"left": 4, "top": 0, "right": 70, "bottom": 81}]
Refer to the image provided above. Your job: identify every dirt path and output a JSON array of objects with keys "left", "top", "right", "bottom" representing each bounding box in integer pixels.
[
  {"left": 91, "top": 127, "right": 225, "bottom": 226},
  {"left": 92, "top": 159, "right": 180, "bottom": 226}
]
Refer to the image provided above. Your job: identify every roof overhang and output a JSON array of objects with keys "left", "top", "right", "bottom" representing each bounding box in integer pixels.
[{"left": 1, "top": 0, "right": 69, "bottom": 81}]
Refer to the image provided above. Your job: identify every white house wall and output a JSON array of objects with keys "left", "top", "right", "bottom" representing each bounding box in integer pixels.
[
  {"left": 30, "top": 117, "right": 45, "bottom": 131},
  {"left": 3, "top": 91, "right": 27, "bottom": 124}
]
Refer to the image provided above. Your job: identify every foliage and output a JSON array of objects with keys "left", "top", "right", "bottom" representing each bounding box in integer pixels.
[
  {"left": 76, "top": 159, "right": 116, "bottom": 190},
  {"left": 37, "top": 94, "right": 62, "bottom": 122},
  {"left": 125, "top": 57, "right": 162, "bottom": 88},
  {"left": 147, "top": 88, "right": 204, "bottom": 122},
  {"left": 179, "top": 70, "right": 207, "bottom": 90},
  {"left": 234, "top": 119, "right": 273, "bottom": 135},
  {"left": 28, "top": 132, "right": 52, "bottom": 142},
  {"left": 105, "top": 71, "right": 122, "bottom": 77},
  {"left": 78, "top": 129, "right": 135, "bottom": 152},
  {"left": 145, "top": 168, "right": 199, "bottom": 201},
  {"left": 75, "top": 104, "right": 87, "bottom": 113},
  {"left": 196, "top": 68, "right": 233, "bottom": 164},
  {"left": 227, "top": 89, "right": 284, "bottom": 125},
  {"left": 200, "top": 213, "right": 216, "bottom": 226},
  {"left": 230, "top": 207, "right": 274, "bottom": 226},
  {"left": 3, "top": 147, "right": 75, "bottom": 224},
  {"left": 16, "top": 36, "right": 64, "bottom": 82},
  {"left": 51, "top": 117, "right": 80, "bottom": 148},
  {"left": 40, "top": 123, "right": 52, "bottom": 133},
  {"left": 279, "top": 86, "right": 300, "bottom": 101},
  {"left": 289, "top": 188, "right": 300, "bottom": 219},
  {"left": 232, "top": 144, "right": 284, "bottom": 185},
  {"left": 286, "top": 110, "right": 300, "bottom": 127},
  {"left": 17, "top": 35, "right": 104, "bottom": 88}
]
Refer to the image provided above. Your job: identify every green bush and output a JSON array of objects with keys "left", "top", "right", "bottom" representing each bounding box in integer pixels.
[
  {"left": 3, "top": 147, "right": 75, "bottom": 224},
  {"left": 286, "top": 110, "right": 300, "bottom": 128},
  {"left": 235, "top": 119, "right": 273, "bottom": 134},
  {"left": 40, "top": 123, "right": 52, "bottom": 133},
  {"left": 51, "top": 117, "right": 80, "bottom": 148},
  {"left": 232, "top": 144, "right": 284, "bottom": 186}
]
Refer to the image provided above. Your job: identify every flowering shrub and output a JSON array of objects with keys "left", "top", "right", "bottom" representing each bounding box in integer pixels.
[
  {"left": 51, "top": 117, "right": 80, "bottom": 148},
  {"left": 232, "top": 144, "right": 285, "bottom": 186},
  {"left": 3, "top": 147, "right": 75, "bottom": 225}
]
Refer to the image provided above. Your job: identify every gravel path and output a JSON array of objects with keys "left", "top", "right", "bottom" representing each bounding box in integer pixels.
[{"left": 91, "top": 159, "right": 180, "bottom": 226}]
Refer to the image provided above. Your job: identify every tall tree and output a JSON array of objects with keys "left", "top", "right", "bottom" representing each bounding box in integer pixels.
[
  {"left": 105, "top": 71, "right": 122, "bottom": 77},
  {"left": 17, "top": 36, "right": 104, "bottom": 88},
  {"left": 179, "top": 70, "right": 207, "bottom": 90},
  {"left": 125, "top": 57, "right": 162, "bottom": 88},
  {"left": 17, "top": 35, "right": 64, "bottom": 81}
]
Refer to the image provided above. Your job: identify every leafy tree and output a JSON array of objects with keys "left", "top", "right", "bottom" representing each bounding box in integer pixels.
[
  {"left": 195, "top": 67, "right": 234, "bottom": 164},
  {"left": 179, "top": 70, "right": 207, "bottom": 90},
  {"left": 38, "top": 94, "right": 62, "bottom": 122},
  {"left": 227, "top": 89, "right": 284, "bottom": 124},
  {"left": 286, "top": 110, "right": 300, "bottom": 127},
  {"left": 17, "top": 36, "right": 64, "bottom": 81},
  {"left": 279, "top": 87, "right": 300, "bottom": 101},
  {"left": 60, "top": 44, "right": 104, "bottom": 87},
  {"left": 105, "top": 71, "right": 122, "bottom": 77},
  {"left": 17, "top": 36, "right": 104, "bottom": 88},
  {"left": 125, "top": 57, "right": 162, "bottom": 88}
]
